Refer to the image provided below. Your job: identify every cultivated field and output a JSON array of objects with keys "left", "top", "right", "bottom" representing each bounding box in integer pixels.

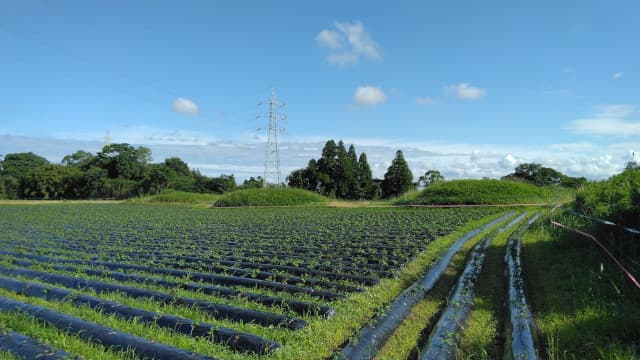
[
  {"left": 1, "top": 204, "right": 637, "bottom": 359},
  {"left": 0, "top": 204, "right": 501, "bottom": 359}
]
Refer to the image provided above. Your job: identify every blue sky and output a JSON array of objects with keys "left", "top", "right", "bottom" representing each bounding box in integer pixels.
[{"left": 1, "top": 0, "right": 639, "bottom": 181}]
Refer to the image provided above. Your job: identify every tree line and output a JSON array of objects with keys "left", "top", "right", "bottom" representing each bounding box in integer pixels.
[
  {"left": 1, "top": 140, "right": 589, "bottom": 201},
  {"left": 287, "top": 140, "right": 414, "bottom": 199},
  {"left": 0, "top": 144, "right": 239, "bottom": 200}
]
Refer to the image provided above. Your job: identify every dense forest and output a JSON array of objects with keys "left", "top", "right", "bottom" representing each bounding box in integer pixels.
[
  {"left": 286, "top": 140, "right": 413, "bottom": 199},
  {"left": 0, "top": 144, "right": 240, "bottom": 199}
]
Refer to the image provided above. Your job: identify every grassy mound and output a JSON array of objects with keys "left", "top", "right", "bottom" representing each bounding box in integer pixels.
[
  {"left": 397, "top": 179, "right": 572, "bottom": 205},
  {"left": 213, "top": 188, "right": 329, "bottom": 207},
  {"left": 129, "top": 190, "right": 221, "bottom": 204}
]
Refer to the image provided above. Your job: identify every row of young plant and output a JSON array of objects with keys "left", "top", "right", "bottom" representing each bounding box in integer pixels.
[
  {"left": 0, "top": 205, "right": 497, "bottom": 284},
  {"left": 0, "top": 204, "right": 505, "bottom": 359}
]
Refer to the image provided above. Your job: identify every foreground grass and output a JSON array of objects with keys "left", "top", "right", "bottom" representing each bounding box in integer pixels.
[
  {"left": 214, "top": 188, "right": 330, "bottom": 207},
  {"left": 397, "top": 179, "right": 573, "bottom": 206},
  {"left": 0, "top": 350, "right": 18, "bottom": 360},
  {"left": 375, "top": 211, "right": 520, "bottom": 360},
  {"left": 522, "top": 216, "right": 640, "bottom": 359}
]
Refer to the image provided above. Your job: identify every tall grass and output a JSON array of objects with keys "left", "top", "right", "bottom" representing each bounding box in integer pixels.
[{"left": 522, "top": 216, "right": 640, "bottom": 359}]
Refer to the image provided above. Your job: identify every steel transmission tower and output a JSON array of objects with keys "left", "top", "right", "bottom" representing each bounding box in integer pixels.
[{"left": 260, "top": 88, "right": 286, "bottom": 188}]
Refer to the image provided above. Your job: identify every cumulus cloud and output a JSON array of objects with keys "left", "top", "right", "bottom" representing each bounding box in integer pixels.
[
  {"left": 316, "top": 29, "right": 343, "bottom": 50},
  {"left": 416, "top": 96, "right": 437, "bottom": 105},
  {"left": 499, "top": 154, "right": 518, "bottom": 169},
  {"left": 446, "top": 83, "right": 486, "bottom": 100},
  {"left": 316, "top": 21, "right": 380, "bottom": 66},
  {"left": 613, "top": 72, "right": 624, "bottom": 80},
  {"left": 172, "top": 97, "right": 199, "bottom": 115},
  {"left": 570, "top": 104, "right": 640, "bottom": 137},
  {"left": 353, "top": 86, "right": 387, "bottom": 107}
]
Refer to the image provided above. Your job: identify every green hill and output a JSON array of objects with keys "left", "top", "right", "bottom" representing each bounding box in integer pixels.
[
  {"left": 397, "top": 179, "right": 572, "bottom": 205},
  {"left": 127, "top": 190, "right": 222, "bottom": 204},
  {"left": 213, "top": 188, "right": 330, "bottom": 207}
]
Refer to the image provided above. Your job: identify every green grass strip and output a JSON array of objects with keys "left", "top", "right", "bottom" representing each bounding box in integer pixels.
[{"left": 522, "top": 215, "right": 640, "bottom": 360}]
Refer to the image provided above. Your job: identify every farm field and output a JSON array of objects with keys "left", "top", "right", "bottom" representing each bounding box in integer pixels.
[{"left": 0, "top": 204, "right": 505, "bottom": 359}]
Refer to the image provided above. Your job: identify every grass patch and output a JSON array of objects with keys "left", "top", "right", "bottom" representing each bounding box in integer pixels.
[
  {"left": 127, "top": 190, "right": 221, "bottom": 205},
  {"left": 397, "top": 179, "right": 573, "bottom": 206},
  {"left": 0, "top": 350, "right": 18, "bottom": 360},
  {"left": 522, "top": 216, "right": 640, "bottom": 359},
  {"left": 213, "top": 188, "right": 329, "bottom": 207}
]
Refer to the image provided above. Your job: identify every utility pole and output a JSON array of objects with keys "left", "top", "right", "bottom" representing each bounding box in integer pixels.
[{"left": 260, "top": 88, "right": 286, "bottom": 188}]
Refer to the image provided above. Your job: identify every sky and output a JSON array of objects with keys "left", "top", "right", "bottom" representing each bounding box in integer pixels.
[{"left": 1, "top": 0, "right": 639, "bottom": 182}]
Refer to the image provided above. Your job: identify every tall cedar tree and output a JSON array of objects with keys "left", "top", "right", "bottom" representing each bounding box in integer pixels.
[
  {"left": 287, "top": 139, "right": 375, "bottom": 199},
  {"left": 357, "top": 152, "right": 373, "bottom": 198},
  {"left": 317, "top": 140, "right": 338, "bottom": 196},
  {"left": 346, "top": 145, "right": 360, "bottom": 198},
  {"left": 383, "top": 150, "right": 413, "bottom": 198}
]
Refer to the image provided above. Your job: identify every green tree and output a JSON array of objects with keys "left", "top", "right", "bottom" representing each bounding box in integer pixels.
[
  {"left": 0, "top": 152, "right": 49, "bottom": 199},
  {"left": 287, "top": 140, "right": 375, "bottom": 199},
  {"left": 503, "top": 163, "right": 566, "bottom": 186},
  {"left": 83, "top": 166, "right": 109, "bottom": 199},
  {"left": 22, "top": 164, "right": 83, "bottom": 199},
  {"left": 382, "top": 150, "right": 414, "bottom": 198},
  {"left": 357, "top": 152, "right": 374, "bottom": 199},
  {"left": 96, "top": 143, "right": 151, "bottom": 180},
  {"left": 0, "top": 152, "right": 49, "bottom": 178},
  {"left": 344, "top": 144, "right": 360, "bottom": 198},
  {"left": 62, "top": 150, "right": 95, "bottom": 169},
  {"left": 164, "top": 157, "right": 191, "bottom": 177},
  {"left": 419, "top": 170, "right": 445, "bottom": 187},
  {"left": 193, "top": 172, "right": 236, "bottom": 193},
  {"left": 316, "top": 140, "right": 339, "bottom": 196},
  {"left": 241, "top": 176, "right": 264, "bottom": 189}
]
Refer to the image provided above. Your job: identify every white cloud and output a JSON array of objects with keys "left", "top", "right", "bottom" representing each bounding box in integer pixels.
[
  {"left": 316, "top": 21, "right": 380, "bottom": 66},
  {"left": 499, "top": 154, "right": 517, "bottom": 169},
  {"left": 416, "top": 96, "right": 437, "bottom": 105},
  {"left": 594, "top": 104, "right": 635, "bottom": 118},
  {"left": 353, "top": 86, "right": 387, "bottom": 107},
  {"left": 172, "top": 97, "right": 199, "bottom": 115},
  {"left": 316, "top": 29, "right": 343, "bottom": 50},
  {"left": 570, "top": 104, "right": 639, "bottom": 137},
  {"left": 563, "top": 68, "right": 576, "bottom": 74},
  {"left": 613, "top": 72, "right": 624, "bottom": 80},
  {"left": 446, "top": 83, "right": 486, "bottom": 100},
  {"left": 327, "top": 53, "right": 359, "bottom": 66}
]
